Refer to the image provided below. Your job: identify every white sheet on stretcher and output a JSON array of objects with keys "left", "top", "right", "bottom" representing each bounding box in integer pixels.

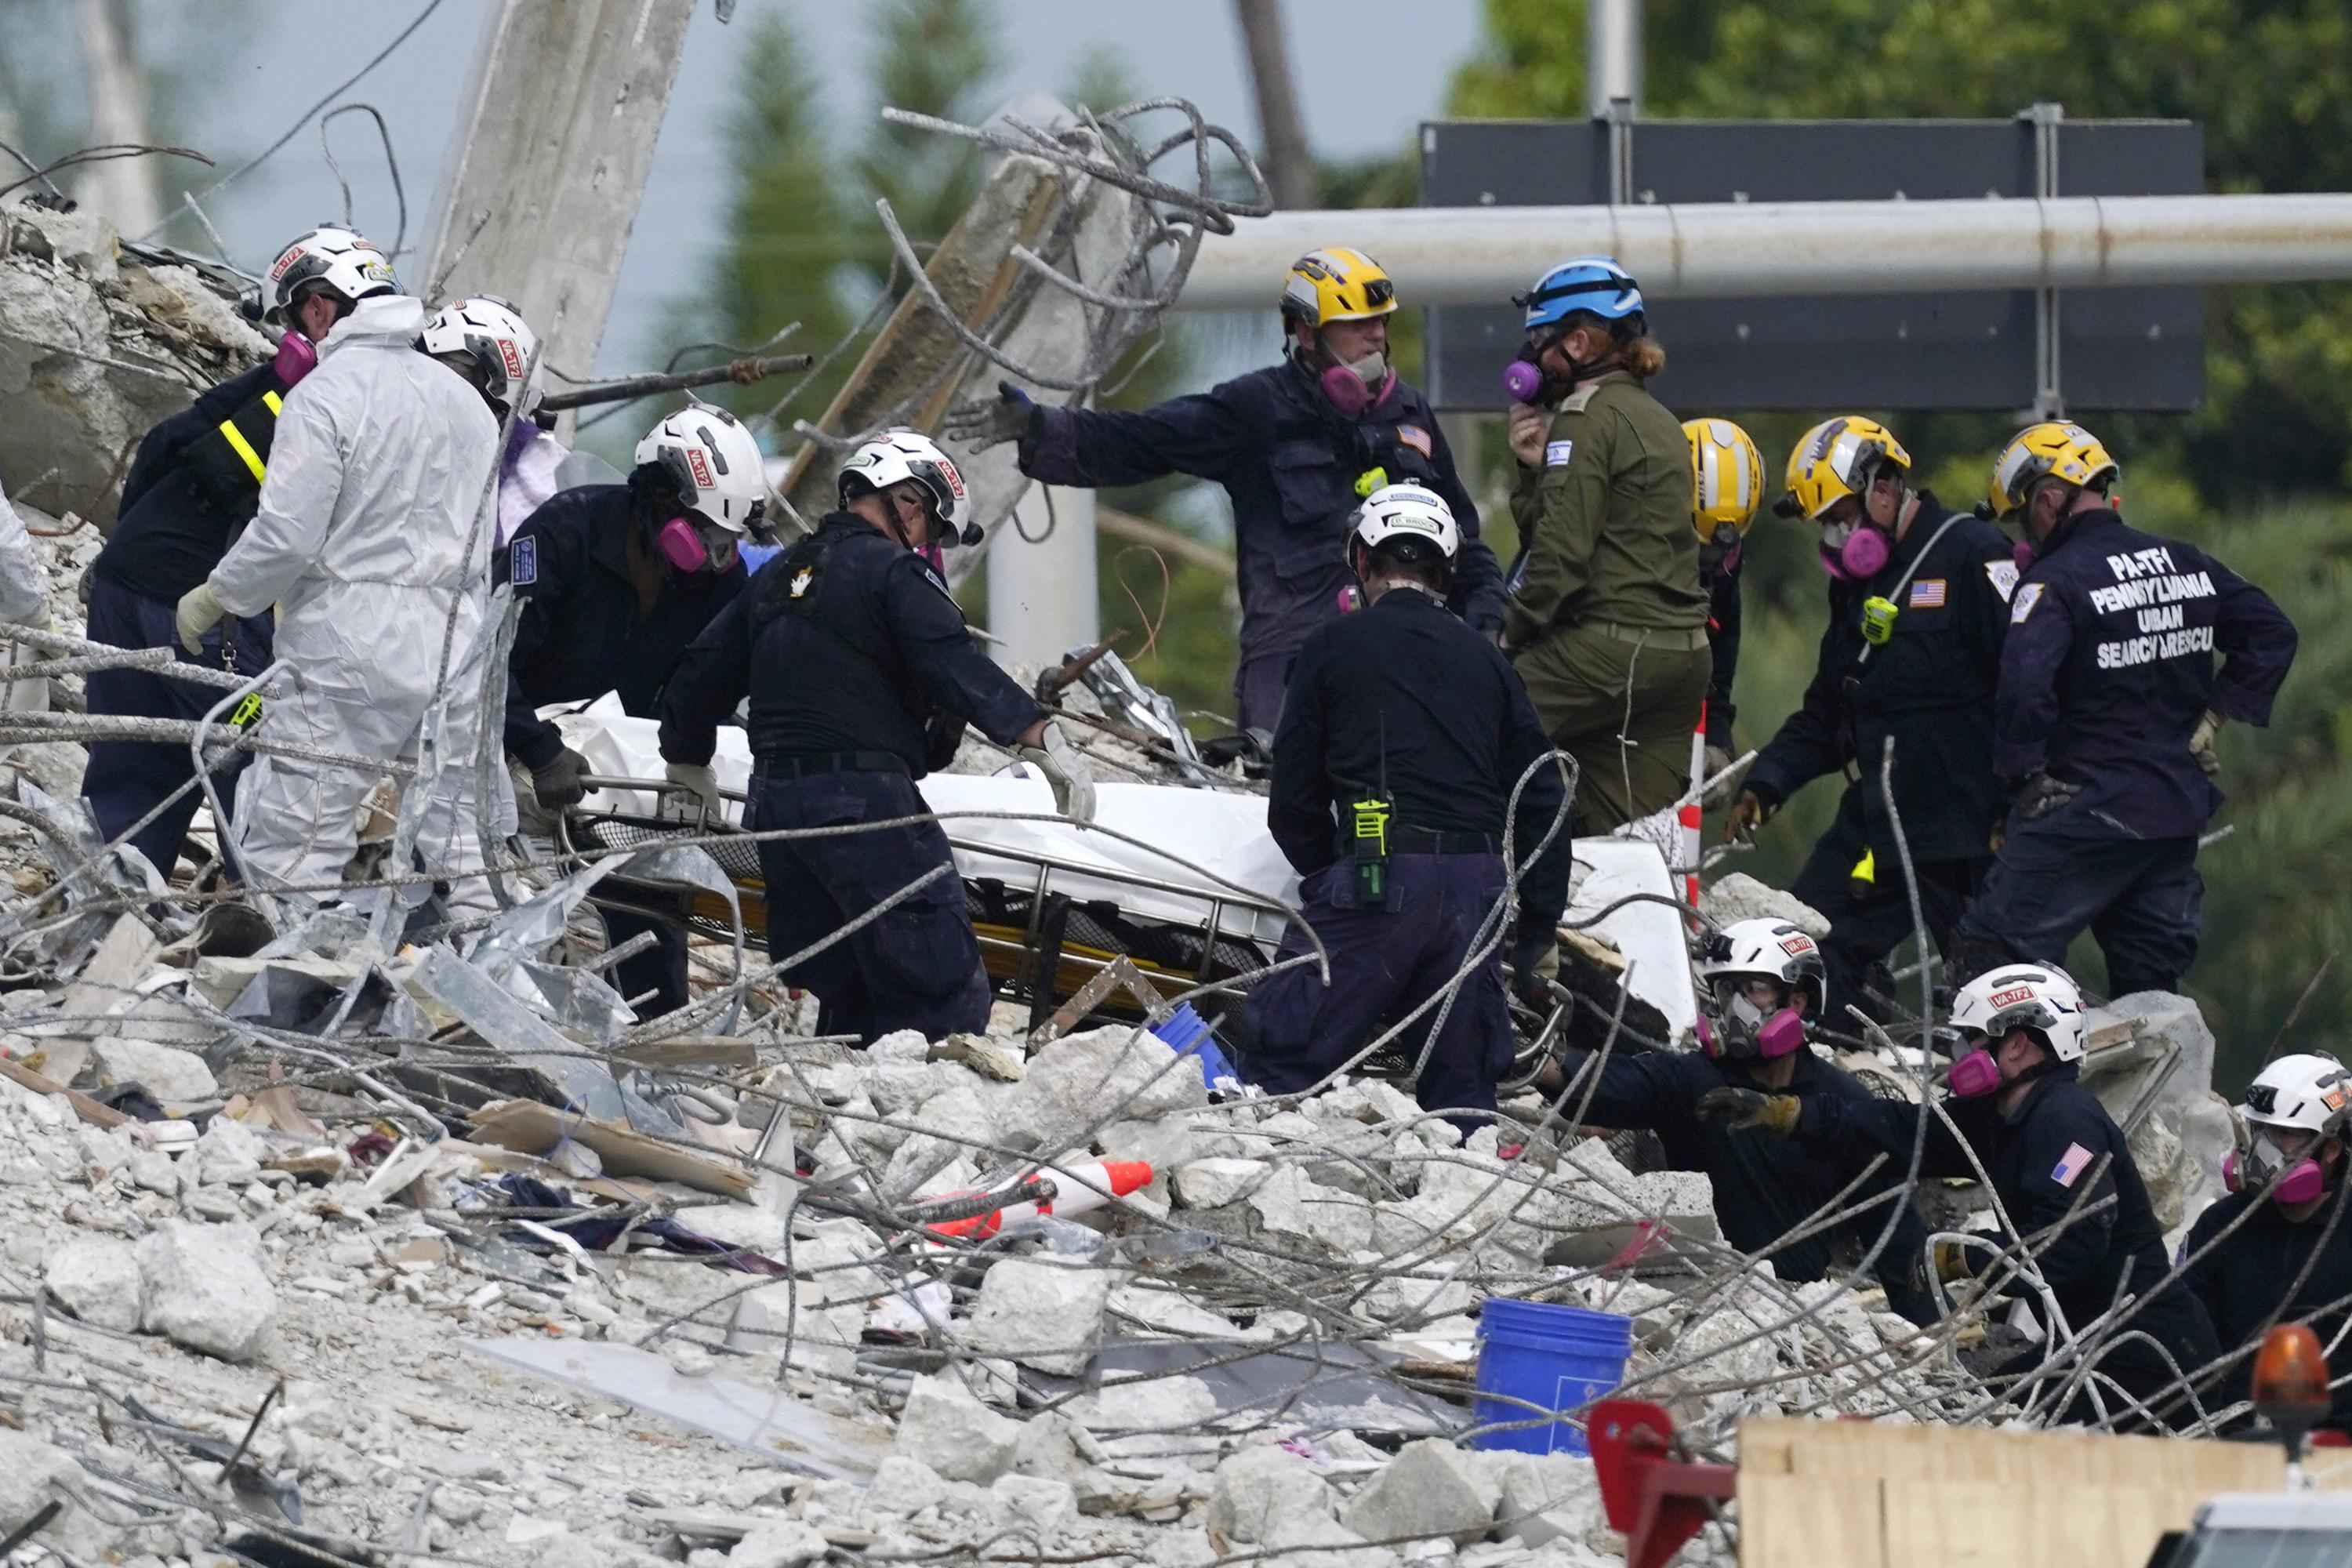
[{"left": 552, "top": 693, "right": 1697, "bottom": 1038}]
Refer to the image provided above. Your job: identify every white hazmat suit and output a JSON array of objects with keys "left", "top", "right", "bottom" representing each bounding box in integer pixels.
[{"left": 206, "top": 295, "right": 500, "bottom": 904}]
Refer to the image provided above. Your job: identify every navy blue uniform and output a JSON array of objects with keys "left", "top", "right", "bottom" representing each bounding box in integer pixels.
[
  {"left": 1745, "top": 496, "right": 2014, "bottom": 1014},
  {"left": 1242, "top": 587, "right": 1568, "bottom": 1126},
  {"left": 1800, "top": 1065, "right": 2218, "bottom": 1427},
  {"left": 1555, "top": 1043, "right": 1937, "bottom": 1323},
  {"left": 1955, "top": 510, "right": 2296, "bottom": 996},
  {"left": 1019, "top": 362, "right": 1504, "bottom": 731},
  {"left": 659, "top": 512, "right": 1044, "bottom": 1044},
  {"left": 81, "top": 361, "right": 286, "bottom": 877},
  {"left": 498, "top": 485, "right": 746, "bottom": 1015},
  {"left": 1704, "top": 553, "right": 1742, "bottom": 752},
  {"left": 2179, "top": 1186, "right": 2352, "bottom": 1430}
]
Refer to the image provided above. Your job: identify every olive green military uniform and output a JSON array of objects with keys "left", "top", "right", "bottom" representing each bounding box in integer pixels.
[{"left": 1504, "top": 371, "right": 1710, "bottom": 832}]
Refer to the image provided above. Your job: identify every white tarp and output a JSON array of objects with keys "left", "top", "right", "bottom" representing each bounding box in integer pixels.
[{"left": 552, "top": 693, "right": 1697, "bottom": 1033}]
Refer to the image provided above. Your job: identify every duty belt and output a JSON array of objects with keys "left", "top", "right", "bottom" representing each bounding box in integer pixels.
[
  {"left": 752, "top": 750, "right": 909, "bottom": 779},
  {"left": 1588, "top": 619, "right": 1709, "bottom": 652},
  {"left": 1334, "top": 823, "right": 1497, "bottom": 857}
]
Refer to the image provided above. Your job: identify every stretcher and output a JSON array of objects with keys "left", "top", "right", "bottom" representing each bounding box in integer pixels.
[{"left": 545, "top": 695, "right": 1698, "bottom": 1042}]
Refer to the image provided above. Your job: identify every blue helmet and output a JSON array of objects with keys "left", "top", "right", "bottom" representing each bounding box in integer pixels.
[{"left": 1519, "top": 256, "right": 1644, "bottom": 332}]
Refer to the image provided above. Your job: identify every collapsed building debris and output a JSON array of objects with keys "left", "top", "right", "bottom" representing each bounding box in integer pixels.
[{"left": 0, "top": 105, "right": 2271, "bottom": 1568}]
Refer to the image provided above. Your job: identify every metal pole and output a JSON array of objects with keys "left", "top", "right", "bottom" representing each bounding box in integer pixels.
[
  {"left": 1171, "top": 192, "right": 2352, "bottom": 310},
  {"left": 2025, "top": 101, "right": 2066, "bottom": 419},
  {"left": 1586, "top": 0, "right": 1643, "bottom": 120}
]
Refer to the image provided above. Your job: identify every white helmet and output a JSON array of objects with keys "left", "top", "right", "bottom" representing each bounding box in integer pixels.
[
  {"left": 1348, "top": 482, "right": 1459, "bottom": 569},
  {"left": 1950, "top": 964, "right": 2087, "bottom": 1064},
  {"left": 634, "top": 405, "right": 768, "bottom": 534},
  {"left": 837, "top": 430, "right": 978, "bottom": 546},
  {"left": 418, "top": 296, "right": 540, "bottom": 417},
  {"left": 2242, "top": 1054, "right": 2352, "bottom": 1138},
  {"left": 1696, "top": 918, "right": 1825, "bottom": 1059},
  {"left": 266, "top": 225, "right": 396, "bottom": 321}
]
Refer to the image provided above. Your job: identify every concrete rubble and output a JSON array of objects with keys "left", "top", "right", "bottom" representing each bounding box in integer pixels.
[{"left": 0, "top": 191, "right": 2254, "bottom": 1568}]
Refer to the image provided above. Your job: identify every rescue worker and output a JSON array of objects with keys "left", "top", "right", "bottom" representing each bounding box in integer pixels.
[
  {"left": 1704, "top": 964, "right": 2219, "bottom": 1428},
  {"left": 1550, "top": 919, "right": 1936, "bottom": 1322},
  {"left": 1240, "top": 483, "right": 1568, "bottom": 1131},
  {"left": 410, "top": 294, "right": 572, "bottom": 548},
  {"left": 1501, "top": 257, "right": 1708, "bottom": 833},
  {"left": 498, "top": 406, "right": 761, "bottom": 1018},
  {"left": 78, "top": 225, "right": 380, "bottom": 880},
  {"left": 658, "top": 430, "right": 1095, "bottom": 1044},
  {"left": 0, "top": 473, "right": 47, "bottom": 626},
  {"left": 1726, "top": 418, "right": 2014, "bottom": 1020},
  {"left": 1686, "top": 418, "right": 1764, "bottom": 790},
  {"left": 942, "top": 248, "right": 1504, "bottom": 732},
  {"left": 1951, "top": 423, "right": 2297, "bottom": 996},
  {"left": 175, "top": 262, "right": 502, "bottom": 911},
  {"left": 2178, "top": 1054, "right": 2352, "bottom": 1432}
]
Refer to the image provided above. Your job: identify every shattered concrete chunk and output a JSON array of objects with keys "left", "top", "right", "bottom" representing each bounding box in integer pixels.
[
  {"left": 136, "top": 1220, "right": 277, "bottom": 1360},
  {"left": 92, "top": 1036, "right": 217, "bottom": 1103},
  {"left": 991, "top": 1472, "right": 1079, "bottom": 1539},
  {"left": 963, "top": 1255, "right": 1114, "bottom": 1375},
  {"left": 1003, "top": 1024, "right": 1207, "bottom": 1152},
  {"left": 1171, "top": 1156, "right": 1267, "bottom": 1209},
  {"left": 726, "top": 1520, "right": 829, "bottom": 1567},
  {"left": 44, "top": 1234, "right": 143, "bottom": 1330},
  {"left": 1206, "top": 1443, "right": 1336, "bottom": 1545},
  {"left": 891, "top": 1372, "right": 1020, "bottom": 1484},
  {"left": 1342, "top": 1438, "right": 1501, "bottom": 1547},
  {"left": 0, "top": 1429, "right": 122, "bottom": 1561},
  {"left": 1699, "top": 872, "right": 1829, "bottom": 938}
]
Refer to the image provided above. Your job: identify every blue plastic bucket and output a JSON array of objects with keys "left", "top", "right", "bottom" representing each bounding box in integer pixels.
[
  {"left": 1471, "top": 1298, "right": 1634, "bottom": 1455},
  {"left": 1150, "top": 1004, "right": 1237, "bottom": 1090}
]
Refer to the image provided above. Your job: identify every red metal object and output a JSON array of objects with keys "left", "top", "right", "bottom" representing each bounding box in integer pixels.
[{"left": 1588, "top": 1399, "right": 1737, "bottom": 1568}]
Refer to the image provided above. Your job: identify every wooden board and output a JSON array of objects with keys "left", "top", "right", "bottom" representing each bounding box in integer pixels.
[
  {"left": 466, "top": 1099, "right": 754, "bottom": 1200},
  {"left": 1737, "top": 1417, "right": 2315, "bottom": 1568}
]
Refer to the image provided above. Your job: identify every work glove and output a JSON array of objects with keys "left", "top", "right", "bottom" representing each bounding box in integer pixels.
[
  {"left": 2013, "top": 770, "right": 2082, "bottom": 822},
  {"left": 1694, "top": 1086, "right": 1802, "bottom": 1137},
  {"left": 530, "top": 746, "right": 592, "bottom": 811},
  {"left": 1932, "top": 1239, "right": 1982, "bottom": 1285},
  {"left": 2189, "top": 709, "right": 2226, "bottom": 776},
  {"left": 1508, "top": 931, "right": 1561, "bottom": 1011},
  {"left": 1700, "top": 744, "right": 1735, "bottom": 809},
  {"left": 174, "top": 580, "right": 226, "bottom": 655},
  {"left": 1723, "top": 787, "right": 1776, "bottom": 844},
  {"left": 663, "top": 760, "right": 723, "bottom": 822},
  {"left": 942, "top": 380, "right": 1039, "bottom": 453},
  {"left": 1019, "top": 720, "right": 1097, "bottom": 824}
]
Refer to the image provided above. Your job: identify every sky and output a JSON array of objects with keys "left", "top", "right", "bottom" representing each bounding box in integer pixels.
[{"left": 114, "top": 0, "right": 1488, "bottom": 376}]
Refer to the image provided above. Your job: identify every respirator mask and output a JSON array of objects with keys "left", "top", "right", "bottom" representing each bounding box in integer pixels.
[
  {"left": 1698, "top": 977, "right": 1809, "bottom": 1061},
  {"left": 1319, "top": 350, "right": 1395, "bottom": 417},
  {"left": 2225, "top": 1131, "right": 2330, "bottom": 1207}
]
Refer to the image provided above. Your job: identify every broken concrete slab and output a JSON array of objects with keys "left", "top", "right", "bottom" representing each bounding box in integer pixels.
[
  {"left": 1342, "top": 1438, "right": 1501, "bottom": 1547},
  {"left": 1171, "top": 1156, "right": 1268, "bottom": 1210},
  {"left": 91, "top": 1034, "right": 217, "bottom": 1103},
  {"left": 891, "top": 1371, "right": 1021, "bottom": 1485},
  {"left": 43, "top": 1233, "right": 142, "bottom": 1330},
  {"left": 963, "top": 1256, "right": 1115, "bottom": 1375},
  {"left": 136, "top": 1220, "right": 276, "bottom": 1361},
  {"left": 1205, "top": 1442, "right": 1337, "bottom": 1545}
]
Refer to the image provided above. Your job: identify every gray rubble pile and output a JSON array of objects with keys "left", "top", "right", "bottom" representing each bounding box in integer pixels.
[{"left": 1, "top": 199, "right": 269, "bottom": 528}]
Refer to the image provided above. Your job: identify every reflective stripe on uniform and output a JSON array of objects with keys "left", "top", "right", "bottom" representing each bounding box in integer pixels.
[{"left": 216, "top": 418, "right": 267, "bottom": 483}]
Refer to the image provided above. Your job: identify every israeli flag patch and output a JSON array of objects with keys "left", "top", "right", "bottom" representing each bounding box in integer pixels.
[
  {"left": 510, "top": 535, "right": 538, "bottom": 588},
  {"left": 1544, "top": 440, "right": 1574, "bottom": 468}
]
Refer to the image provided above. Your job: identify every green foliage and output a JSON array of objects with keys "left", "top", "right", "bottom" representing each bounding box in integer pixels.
[{"left": 1450, "top": 0, "right": 2352, "bottom": 505}]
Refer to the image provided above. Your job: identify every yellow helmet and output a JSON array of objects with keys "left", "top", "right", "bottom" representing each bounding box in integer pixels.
[
  {"left": 1685, "top": 418, "right": 1765, "bottom": 543},
  {"left": 1780, "top": 416, "right": 1911, "bottom": 521},
  {"left": 1279, "top": 247, "right": 1399, "bottom": 330},
  {"left": 1990, "top": 422, "right": 2118, "bottom": 518}
]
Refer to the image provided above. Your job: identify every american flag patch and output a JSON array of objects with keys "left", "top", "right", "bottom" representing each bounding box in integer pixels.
[
  {"left": 1908, "top": 578, "right": 1947, "bottom": 608},
  {"left": 2051, "top": 1142, "right": 2095, "bottom": 1189}
]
